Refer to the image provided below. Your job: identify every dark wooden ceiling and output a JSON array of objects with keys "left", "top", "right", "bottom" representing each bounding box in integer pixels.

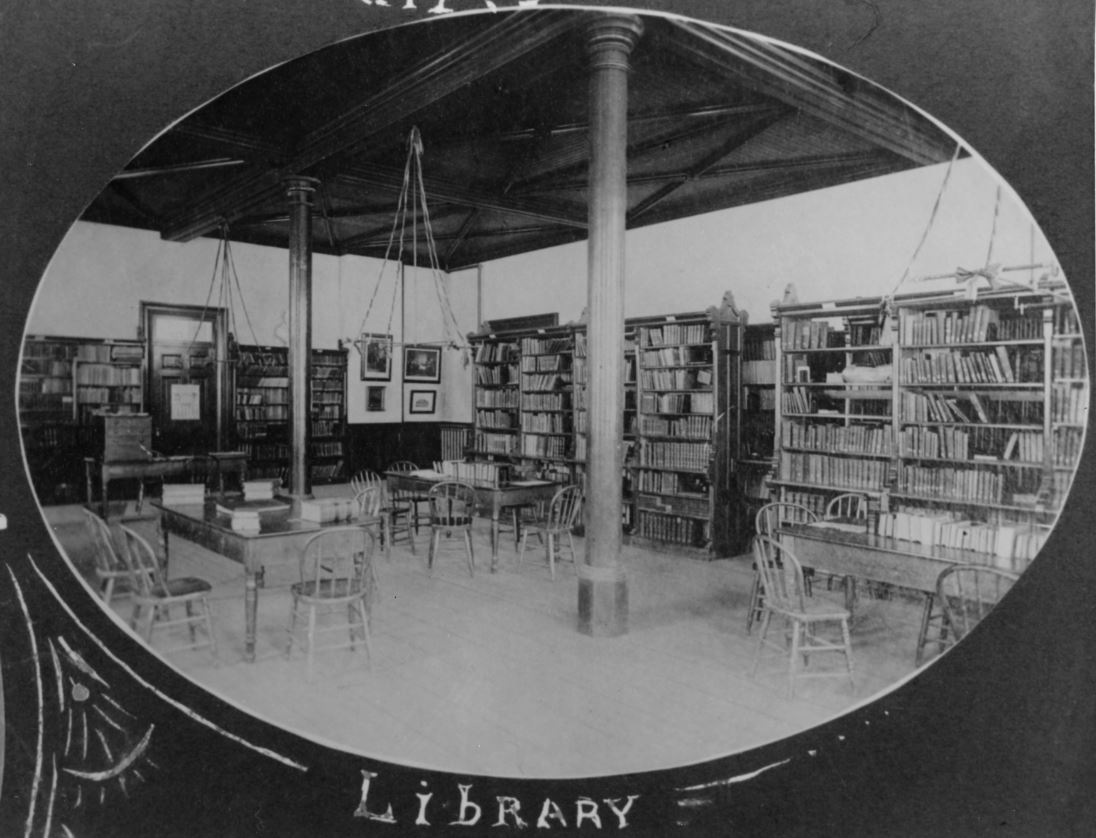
[{"left": 80, "top": 10, "right": 960, "bottom": 271}]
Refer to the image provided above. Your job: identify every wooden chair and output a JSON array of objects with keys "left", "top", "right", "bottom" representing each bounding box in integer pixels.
[
  {"left": 751, "top": 535, "right": 855, "bottom": 698},
  {"left": 931, "top": 563, "right": 1019, "bottom": 657},
  {"left": 353, "top": 468, "right": 415, "bottom": 554},
  {"left": 118, "top": 525, "right": 217, "bottom": 657},
  {"left": 286, "top": 526, "right": 377, "bottom": 681},
  {"left": 824, "top": 492, "right": 871, "bottom": 604},
  {"left": 426, "top": 480, "right": 477, "bottom": 577},
  {"left": 82, "top": 507, "right": 132, "bottom": 605},
  {"left": 518, "top": 485, "right": 583, "bottom": 579},
  {"left": 387, "top": 460, "right": 431, "bottom": 534},
  {"left": 747, "top": 502, "right": 818, "bottom": 633},
  {"left": 354, "top": 484, "right": 391, "bottom": 565}
]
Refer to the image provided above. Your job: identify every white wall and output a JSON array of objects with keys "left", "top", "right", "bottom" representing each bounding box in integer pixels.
[{"left": 479, "top": 158, "right": 1062, "bottom": 326}]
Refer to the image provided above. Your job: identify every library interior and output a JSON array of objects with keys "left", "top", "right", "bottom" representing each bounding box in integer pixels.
[{"left": 19, "top": 10, "right": 1087, "bottom": 778}]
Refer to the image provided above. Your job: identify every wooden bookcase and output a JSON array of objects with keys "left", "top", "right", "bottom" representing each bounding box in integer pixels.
[
  {"left": 737, "top": 323, "right": 777, "bottom": 546},
  {"left": 771, "top": 283, "right": 1086, "bottom": 574},
  {"left": 467, "top": 300, "right": 745, "bottom": 556},
  {"left": 232, "top": 344, "right": 348, "bottom": 483}
]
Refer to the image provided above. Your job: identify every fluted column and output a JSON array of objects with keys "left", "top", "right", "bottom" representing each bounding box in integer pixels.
[
  {"left": 578, "top": 14, "right": 643, "bottom": 637},
  {"left": 285, "top": 176, "right": 318, "bottom": 500}
]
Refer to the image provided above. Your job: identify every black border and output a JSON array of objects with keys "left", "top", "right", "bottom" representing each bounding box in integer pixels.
[
  {"left": 404, "top": 344, "right": 443, "bottom": 384},
  {"left": 0, "top": 2, "right": 1092, "bottom": 836},
  {"left": 408, "top": 389, "right": 438, "bottom": 415}
]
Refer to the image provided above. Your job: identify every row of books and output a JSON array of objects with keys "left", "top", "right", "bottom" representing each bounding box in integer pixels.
[
  {"left": 312, "top": 366, "right": 342, "bottom": 380},
  {"left": 640, "top": 440, "right": 712, "bottom": 472},
  {"left": 899, "top": 347, "right": 1022, "bottom": 385},
  {"left": 641, "top": 346, "right": 711, "bottom": 367},
  {"left": 874, "top": 507, "right": 1046, "bottom": 568},
  {"left": 437, "top": 459, "right": 511, "bottom": 487},
  {"left": 236, "top": 406, "right": 289, "bottom": 421},
  {"left": 312, "top": 420, "right": 339, "bottom": 437},
  {"left": 641, "top": 322, "right": 708, "bottom": 347},
  {"left": 743, "top": 336, "right": 776, "bottom": 362},
  {"left": 1055, "top": 306, "right": 1081, "bottom": 334},
  {"left": 75, "top": 363, "right": 142, "bottom": 385},
  {"left": 895, "top": 464, "right": 1003, "bottom": 504},
  {"left": 639, "top": 368, "right": 712, "bottom": 391},
  {"left": 237, "top": 388, "right": 290, "bottom": 405},
  {"left": 639, "top": 414, "right": 712, "bottom": 440},
  {"left": 520, "top": 337, "right": 572, "bottom": 354},
  {"left": 242, "top": 375, "right": 290, "bottom": 388},
  {"left": 521, "top": 373, "right": 571, "bottom": 392},
  {"left": 521, "top": 414, "right": 570, "bottom": 434},
  {"left": 474, "top": 431, "right": 518, "bottom": 455},
  {"left": 746, "top": 388, "right": 777, "bottom": 411},
  {"left": 312, "top": 404, "right": 341, "bottom": 421},
  {"left": 475, "top": 364, "right": 518, "bottom": 385},
  {"left": 1051, "top": 382, "right": 1086, "bottom": 424},
  {"left": 639, "top": 391, "right": 714, "bottom": 414},
  {"left": 522, "top": 434, "right": 568, "bottom": 459},
  {"left": 635, "top": 509, "right": 709, "bottom": 546},
  {"left": 240, "top": 442, "right": 290, "bottom": 460},
  {"left": 780, "top": 451, "right": 886, "bottom": 490},
  {"left": 476, "top": 389, "right": 519, "bottom": 408},
  {"left": 474, "top": 342, "right": 519, "bottom": 363},
  {"left": 76, "top": 343, "right": 143, "bottom": 363},
  {"left": 475, "top": 410, "right": 514, "bottom": 429},
  {"left": 637, "top": 492, "right": 709, "bottom": 518},
  {"left": 782, "top": 420, "right": 888, "bottom": 456},
  {"left": 1051, "top": 340, "right": 1086, "bottom": 379},
  {"left": 781, "top": 318, "right": 835, "bottom": 350},
  {"left": 521, "top": 355, "right": 569, "bottom": 372},
  {"left": 900, "top": 305, "right": 1004, "bottom": 345},
  {"left": 636, "top": 468, "right": 710, "bottom": 496},
  {"left": 742, "top": 359, "right": 776, "bottom": 385},
  {"left": 311, "top": 441, "right": 343, "bottom": 457},
  {"left": 1053, "top": 427, "right": 1083, "bottom": 467},
  {"left": 781, "top": 386, "right": 815, "bottom": 414},
  {"left": 521, "top": 393, "right": 569, "bottom": 411},
  {"left": 900, "top": 425, "right": 969, "bottom": 460}
]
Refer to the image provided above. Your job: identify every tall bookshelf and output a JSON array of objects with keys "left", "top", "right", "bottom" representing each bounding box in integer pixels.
[
  {"left": 232, "top": 344, "right": 348, "bottom": 483},
  {"left": 738, "top": 323, "right": 777, "bottom": 544},
  {"left": 20, "top": 335, "right": 146, "bottom": 502},
  {"left": 771, "top": 283, "right": 1087, "bottom": 574},
  {"left": 466, "top": 302, "right": 745, "bottom": 556}
]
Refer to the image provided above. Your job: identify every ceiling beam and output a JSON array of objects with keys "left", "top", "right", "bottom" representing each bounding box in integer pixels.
[
  {"left": 112, "top": 158, "right": 245, "bottom": 180},
  {"left": 161, "top": 11, "right": 579, "bottom": 242},
  {"left": 664, "top": 21, "right": 956, "bottom": 167},
  {"left": 627, "top": 108, "right": 791, "bottom": 222}
]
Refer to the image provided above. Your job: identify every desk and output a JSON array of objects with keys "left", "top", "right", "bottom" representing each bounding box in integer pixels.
[
  {"left": 385, "top": 471, "right": 561, "bottom": 572},
  {"left": 86, "top": 456, "right": 193, "bottom": 517},
  {"left": 154, "top": 498, "right": 345, "bottom": 662}
]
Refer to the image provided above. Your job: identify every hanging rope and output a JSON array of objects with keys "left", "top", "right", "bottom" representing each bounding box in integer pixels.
[
  {"left": 184, "top": 222, "right": 260, "bottom": 363},
  {"left": 353, "top": 127, "right": 468, "bottom": 361}
]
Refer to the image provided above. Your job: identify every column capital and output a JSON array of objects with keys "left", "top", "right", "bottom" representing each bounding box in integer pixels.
[
  {"left": 283, "top": 175, "right": 320, "bottom": 201},
  {"left": 585, "top": 13, "right": 644, "bottom": 69}
]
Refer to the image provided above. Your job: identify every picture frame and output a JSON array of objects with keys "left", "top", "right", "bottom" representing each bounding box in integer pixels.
[
  {"left": 403, "top": 344, "right": 441, "bottom": 383},
  {"left": 360, "top": 333, "right": 392, "bottom": 381},
  {"left": 408, "top": 390, "right": 436, "bottom": 415},
  {"left": 366, "top": 385, "right": 386, "bottom": 412}
]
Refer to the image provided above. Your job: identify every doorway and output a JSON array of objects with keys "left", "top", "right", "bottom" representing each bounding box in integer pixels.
[{"left": 141, "top": 302, "right": 228, "bottom": 456}]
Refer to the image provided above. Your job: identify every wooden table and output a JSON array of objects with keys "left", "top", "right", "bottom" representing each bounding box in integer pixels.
[
  {"left": 154, "top": 498, "right": 346, "bottom": 662},
  {"left": 385, "top": 471, "right": 561, "bottom": 572},
  {"left": 780, "top": 522, "right": 1000, "bottom": 663},
  {"left": 86, "top": 453, "right": 249, "bottom": 517}
]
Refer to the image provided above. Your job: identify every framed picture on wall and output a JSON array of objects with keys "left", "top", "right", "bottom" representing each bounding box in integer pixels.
[
  {"left": 360, "top": 333, "right": 392, "bottom": 381},
  {"left": 366, "top": 386, "right": 386, "bottom": 412},
  {"left": 408, "top": 390, "right": 436, "bottom": 415},
  {"left": 403, "top": 344, "right": 441, "bottom": 383}
]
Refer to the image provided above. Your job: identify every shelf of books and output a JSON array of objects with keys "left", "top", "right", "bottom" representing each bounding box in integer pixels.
[
  {"left": 631, "top": 307, "right": 742, "bottom": 555},
  {"left": 518, "top": 326, "right": 576, "bottom": 483},
  {"left": 72, "top": 340, "right": 145, "bottom": 422},
  {"left": 738, "top": 323, "right": 777, "bottom": 546},
  {"left": 233, "top": 345, "right": 348, "bottom": 483},
  {"left": 771, "top": 282, "right": 1087, "bottom": 575}
]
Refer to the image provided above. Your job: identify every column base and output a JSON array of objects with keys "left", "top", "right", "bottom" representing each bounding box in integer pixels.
[{"left": 577, "top": 563, "right": 628, "bottom": 637}]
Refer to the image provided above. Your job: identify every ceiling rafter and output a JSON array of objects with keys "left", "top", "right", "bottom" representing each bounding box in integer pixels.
[
  {"left": 161, "top": 11, "right": 580, "bottom": 243},
  {"left": 664, "top": 20, "right": 956, "bottom": 167}
]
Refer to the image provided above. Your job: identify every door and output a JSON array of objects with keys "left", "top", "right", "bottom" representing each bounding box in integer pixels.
[{"left": 142, "top": 303, "right": 228, "bottom": 456}]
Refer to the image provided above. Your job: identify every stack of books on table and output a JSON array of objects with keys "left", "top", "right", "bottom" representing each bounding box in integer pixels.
[
  {"left": 215, "top": 496, "right": 291, "bottom": 533},
  {"left": 243, "top": 480, "right": 278, "bottom": 501},
  {"left": 299, "top": 497, "right": 356, "bottom": 523},
  {"left": 161, "top": 483, "right": 206, "bottom": 506}
]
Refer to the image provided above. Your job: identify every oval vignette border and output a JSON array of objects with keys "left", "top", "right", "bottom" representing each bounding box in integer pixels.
[{"left": 0, "top": 2, "right": 1092, "bottom": 836}]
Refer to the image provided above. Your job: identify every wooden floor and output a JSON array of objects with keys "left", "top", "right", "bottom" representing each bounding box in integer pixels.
[{"left": 48, "top": 489, "right": 928, "bottom": 779}]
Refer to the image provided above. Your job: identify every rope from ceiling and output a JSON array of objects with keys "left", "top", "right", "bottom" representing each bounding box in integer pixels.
[
  {"left": 186, "top": 222, "right": 260, "bottom": 362},
  {"left": 352, "top": 126, "right": 469, "bottom": 365}
]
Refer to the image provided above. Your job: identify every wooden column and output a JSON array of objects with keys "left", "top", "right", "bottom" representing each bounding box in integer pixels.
[
  {"left": 578, "top": 14, "right": 643, "bottom": 637},
  {"left": 285, "top": 176, "right": 318, "bottom": 500}
]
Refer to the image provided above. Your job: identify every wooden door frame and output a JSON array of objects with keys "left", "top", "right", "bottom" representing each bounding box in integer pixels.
[{"left": 139, "top": 301, "right": 229, "bottom": 451}]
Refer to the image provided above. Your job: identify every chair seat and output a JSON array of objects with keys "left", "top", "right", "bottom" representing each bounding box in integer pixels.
[
  {"left": 768, "top": 601, "right": 850, "bottom": 622},
  {"left": 292, "top": 579, "right": 366, "bottom": 600},
  {"left": 152, "top": 577, "right": 213, "bottom": 598},
  {"left": 434, "top": 514, "right": 473, "bottom": 528}
]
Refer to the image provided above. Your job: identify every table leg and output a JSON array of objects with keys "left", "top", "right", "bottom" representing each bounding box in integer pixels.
[
  {"left": 491, "top": 511, "right": 501, "bottom": 573},
  {"left": 244, "top": 570, "right": 258, "bottom": 663}
]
